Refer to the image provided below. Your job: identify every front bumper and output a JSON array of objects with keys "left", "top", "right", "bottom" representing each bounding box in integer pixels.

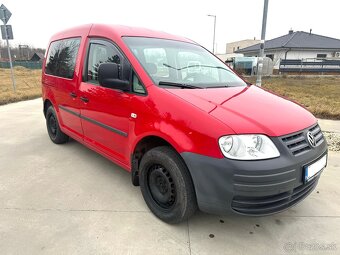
[{"left": 181, "top": 124, "right": 328, "bottom": 216}]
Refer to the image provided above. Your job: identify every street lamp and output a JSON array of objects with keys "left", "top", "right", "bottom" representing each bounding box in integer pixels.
[
  {"left": 256, "top": 0, "right": 269, "bottom": 87},
  {"left": 207, "top": 14, "right": 216, "bottom": 54}
]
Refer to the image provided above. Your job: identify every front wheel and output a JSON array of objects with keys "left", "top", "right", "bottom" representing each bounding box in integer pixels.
[{"left": 139, "top": 146, "right": 197, "bottom": 223}]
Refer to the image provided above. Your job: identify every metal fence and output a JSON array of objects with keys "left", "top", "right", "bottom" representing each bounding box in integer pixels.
[
  {"left": 279, "top": 59, "right": 340, "bottom": 73},
  {"left": 0, "top": 61, "right": 42, "bottom": 69}
]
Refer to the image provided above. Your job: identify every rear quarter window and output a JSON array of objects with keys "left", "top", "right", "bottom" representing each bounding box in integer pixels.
[{"left": 45, "top": 38, "right": 81, "bottom": 79}]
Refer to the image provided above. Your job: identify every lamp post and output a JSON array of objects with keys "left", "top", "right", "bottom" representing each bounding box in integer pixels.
[
  {"left": 207, "top": 14, "right": 216, "bottom": 54},
  {"left": 256, "top": 0, "right": 269, "bottom": 87}
]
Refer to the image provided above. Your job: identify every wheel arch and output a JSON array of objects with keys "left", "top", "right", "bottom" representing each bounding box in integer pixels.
[
  {"left": 43, "top": 99, "right": 53, "bottom": 117},
  {"left": 130, "top": 134, "right": 190, "bottom": 187}
]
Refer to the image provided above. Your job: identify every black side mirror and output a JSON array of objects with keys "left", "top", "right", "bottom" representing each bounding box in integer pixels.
[{"left": 98, "top": 63, "right": 130, "bottom": 91}]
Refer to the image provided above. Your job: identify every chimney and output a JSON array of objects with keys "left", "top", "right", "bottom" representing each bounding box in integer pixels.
[
  {"left": 310, "top": 29, "right": 312, "bottom": 35},
  {"left": 289, "top": 29, "right": 294, "bottom": 35}
]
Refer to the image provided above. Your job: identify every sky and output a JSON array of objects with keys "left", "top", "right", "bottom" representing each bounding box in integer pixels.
[{"left": 1, "top": 0, "right": 340, "bottom": 53}]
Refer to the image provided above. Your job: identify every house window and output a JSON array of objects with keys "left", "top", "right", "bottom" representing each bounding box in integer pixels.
[
  {"left": 317, "top": 54, "right": 327, "bottom": 59},
  {"left": 266, "top": 54, "right": 274, "bottom": 60}
]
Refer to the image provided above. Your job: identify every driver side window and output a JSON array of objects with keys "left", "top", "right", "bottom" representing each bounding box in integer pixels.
[
  {"left": 86, "top": 42, "right": 121, "bottom": 84},
  {"left": 84, "top": 39, "right": 147, "bottom": 94}
]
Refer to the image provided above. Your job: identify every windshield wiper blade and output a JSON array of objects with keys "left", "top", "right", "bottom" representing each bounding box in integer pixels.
[
  {"left": 206, "top": 85, "right": 229, "bottom": 88},
  {"left": 158, "top": 81, "right": 203, "bottom": 89}
]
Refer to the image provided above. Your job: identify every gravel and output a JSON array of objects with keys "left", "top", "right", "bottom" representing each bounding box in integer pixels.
[{"left": 323, "top": 132, "right": 340, "bottom": 152}]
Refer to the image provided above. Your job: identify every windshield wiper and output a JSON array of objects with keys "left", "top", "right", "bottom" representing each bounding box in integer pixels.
[
  {"left": 206, "top": 85, "right": 229, "bottom": 88},
  {"left": 158, "top": 81, "right": 203, "bottom": 89}
]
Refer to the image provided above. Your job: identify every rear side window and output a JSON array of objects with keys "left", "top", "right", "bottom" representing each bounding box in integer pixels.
[{"left": 45, "top": 38, "right": 81, "bottom": 79}]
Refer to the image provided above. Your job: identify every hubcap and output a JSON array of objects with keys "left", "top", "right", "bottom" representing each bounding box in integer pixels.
[{"left": 148, "top": 164, "right": 176, "bottom": 209}]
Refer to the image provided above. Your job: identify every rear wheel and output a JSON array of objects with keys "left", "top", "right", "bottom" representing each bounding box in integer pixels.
[
  {"left": 46, "top": 106, "right": 69, "bottom": 144},
  {"left": 139, "top": 146, "right": 197, "bottom": 223}
]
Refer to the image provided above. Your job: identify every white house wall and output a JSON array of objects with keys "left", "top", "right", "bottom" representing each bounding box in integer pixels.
[{"left": 245, "top": 50, "right": 336, "bottom": 69}]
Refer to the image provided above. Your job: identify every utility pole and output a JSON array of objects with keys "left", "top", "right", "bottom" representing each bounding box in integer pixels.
[
  {"left": 256, "top": 0, "right": 269, "bottom": 87},
  {"left": 4, "top": 25, "right": 15, "bottom": 91},
  {"left": 207, "top": 14, "right": 216, "bottom": 54}
]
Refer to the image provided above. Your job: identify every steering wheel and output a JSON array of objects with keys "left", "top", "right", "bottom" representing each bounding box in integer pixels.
[
  {"left": 183, "top": 73, "right": 217, "bottom": 83},
  {"left": 183, "top": 73, "right": 204, "bottom": 82}
]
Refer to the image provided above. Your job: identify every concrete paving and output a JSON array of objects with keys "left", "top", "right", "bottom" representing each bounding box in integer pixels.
[
  {"left": 0, "top": 98, "right": 339, "bottom": 255},
  {"left": 318, "top": 118, "right": 340, "bottom": 133}
]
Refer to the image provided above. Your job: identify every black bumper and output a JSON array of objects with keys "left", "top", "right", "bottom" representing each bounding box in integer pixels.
[{"left": 181, "top": 125, "right": 328, "bottom": 216}]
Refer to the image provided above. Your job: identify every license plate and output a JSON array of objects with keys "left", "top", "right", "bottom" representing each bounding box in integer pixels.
[{"left": 304, "top": 154, "right": 327, "bottom": 183}]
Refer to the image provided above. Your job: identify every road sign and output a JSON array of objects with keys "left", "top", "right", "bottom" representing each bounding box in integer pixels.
[
  {"left": 1, "top": 25, "right": 13, "bottom": 40},
  {"left": 0, "top": 4, "right": 12, "bottom": 24},
  {"left": 0, "top": 4, "right": 15, "bottom": 92}
]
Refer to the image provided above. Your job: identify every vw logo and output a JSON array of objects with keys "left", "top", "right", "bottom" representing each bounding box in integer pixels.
[{"left": 307, "top": 131, "right": 316, "bottom": 147}]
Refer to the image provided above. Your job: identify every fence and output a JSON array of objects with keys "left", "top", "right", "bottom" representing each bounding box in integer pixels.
[
  {"left": 0, "top": 61, "right": 42, "bottom": 69},
  {"left": 279, "top": 58, "right": 340, "bottom": 73}
]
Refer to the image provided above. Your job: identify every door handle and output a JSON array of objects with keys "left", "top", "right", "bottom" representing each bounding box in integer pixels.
[
  {"left": 70, "top": 92, "right": 77, "bottom": 98},
  {"left": 80, "top": 96, "right": 89, "bottom": 103}
]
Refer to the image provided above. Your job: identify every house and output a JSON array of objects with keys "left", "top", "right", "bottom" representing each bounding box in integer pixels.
[
  {"left": 30, "top": 52, "right": 45, "bottom": 62},
  {"left": 226, "top": 39, "right": 260, "bottom": 54},
  {"left": 235, "top": 30, "right": 340, "bottom": 69}
]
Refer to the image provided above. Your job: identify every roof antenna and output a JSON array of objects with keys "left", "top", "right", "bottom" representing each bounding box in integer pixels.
[{"left": 310, "top": 29, "right": 312, "bottom": 35}]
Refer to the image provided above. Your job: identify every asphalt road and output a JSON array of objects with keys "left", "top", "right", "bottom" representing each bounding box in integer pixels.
[{"left": 1, "top": 99, "right": 339, "bottom": 255}]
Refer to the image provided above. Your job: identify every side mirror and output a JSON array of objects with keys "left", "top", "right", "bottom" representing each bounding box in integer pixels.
[{"left": 98, "top": 63, "right": 130, "bottom": 91}]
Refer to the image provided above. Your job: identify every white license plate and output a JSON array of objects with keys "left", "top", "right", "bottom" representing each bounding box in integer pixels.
[{"left": 304, "top": 154, "right": 327, "bottom": 183}]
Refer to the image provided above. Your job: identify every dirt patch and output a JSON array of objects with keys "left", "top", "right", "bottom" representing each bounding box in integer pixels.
[{"left": 247, "top": 76, "right": 340, "bottom": 120}]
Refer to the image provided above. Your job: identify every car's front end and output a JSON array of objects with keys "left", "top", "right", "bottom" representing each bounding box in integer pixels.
[{"left": 182, "top": 123, "right": 327, "bottom": 215}]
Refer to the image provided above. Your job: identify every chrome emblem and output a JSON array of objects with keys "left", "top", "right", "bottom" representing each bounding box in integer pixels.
[{"left": 307, "top": 131, "right": 316, "bottom": 147}]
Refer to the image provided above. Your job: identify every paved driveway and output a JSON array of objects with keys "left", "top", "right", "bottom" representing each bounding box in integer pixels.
[{"left": 0, "top": 99, "right": 339, "bottom": 255}]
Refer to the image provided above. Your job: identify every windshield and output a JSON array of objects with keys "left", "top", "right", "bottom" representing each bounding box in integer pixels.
[{"left": 123, "top": 37, "right": 247, "bottom": 88}]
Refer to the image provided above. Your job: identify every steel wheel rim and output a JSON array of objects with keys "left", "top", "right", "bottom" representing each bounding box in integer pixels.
[
  {"left": 147, "top": 164, "right": 176, "bottom": 209},
  {"left": 48, "top": 114, "right": 57, "bottom": 138}
]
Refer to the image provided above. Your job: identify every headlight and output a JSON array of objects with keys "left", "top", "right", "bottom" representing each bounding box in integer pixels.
[{"left": 218, "top": 134, "right": 280, "bottom": 160}]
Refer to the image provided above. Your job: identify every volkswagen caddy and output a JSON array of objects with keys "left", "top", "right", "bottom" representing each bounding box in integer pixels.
[{"left": 42, "top": 24, "right": 328, "bottom": 223}]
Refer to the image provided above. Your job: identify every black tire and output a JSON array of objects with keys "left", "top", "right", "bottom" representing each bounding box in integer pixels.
[
  {"left": 46, "top": 106, "right": 69, "bottom": 144},
  {"left": 139, "top": 146, "right": 197, "bottom": 224}
]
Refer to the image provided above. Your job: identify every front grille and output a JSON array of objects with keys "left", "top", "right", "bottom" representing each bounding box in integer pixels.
[
  {"left": 281, "top": 124, "right": 324, "bottom": 156},
  {"left": 231, "top": 177, "right": 319, "bottom": 215}
]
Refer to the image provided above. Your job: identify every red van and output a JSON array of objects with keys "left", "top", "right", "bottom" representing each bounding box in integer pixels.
[{"left": 42, "top": 24, "right": 327, "bottom": 223}]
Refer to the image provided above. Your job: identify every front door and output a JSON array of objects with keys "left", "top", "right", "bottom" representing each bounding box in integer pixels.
[{"left": 79, "top": 39, "right": 132, "bottom": 164}]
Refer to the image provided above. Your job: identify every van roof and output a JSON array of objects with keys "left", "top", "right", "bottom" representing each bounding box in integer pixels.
[{"left": 49, "top": 24, "right": 194, "bottom": 44}]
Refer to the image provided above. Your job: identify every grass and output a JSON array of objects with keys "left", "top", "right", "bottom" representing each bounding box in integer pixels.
[
  {"left": 0, "top": 67, "right": 339, "bottom": 120},
  {"left": 246, "top": 76, "right": 340, "bottom": 120},
  {"left": 0, "top": 67, "right": 42, "bottom": 105}
]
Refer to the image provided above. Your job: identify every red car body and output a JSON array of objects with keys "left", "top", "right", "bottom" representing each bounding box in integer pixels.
[{"left": 42, "top": 24, "right": 327, "bottom": 218}]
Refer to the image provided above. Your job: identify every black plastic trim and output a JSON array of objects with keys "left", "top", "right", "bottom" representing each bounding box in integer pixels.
[
  {"left": 59, "top": 105, "right": 79, "bottom": 117},
  {"left": 58, "top": 105, "right": 128, "bottom": 137}
]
